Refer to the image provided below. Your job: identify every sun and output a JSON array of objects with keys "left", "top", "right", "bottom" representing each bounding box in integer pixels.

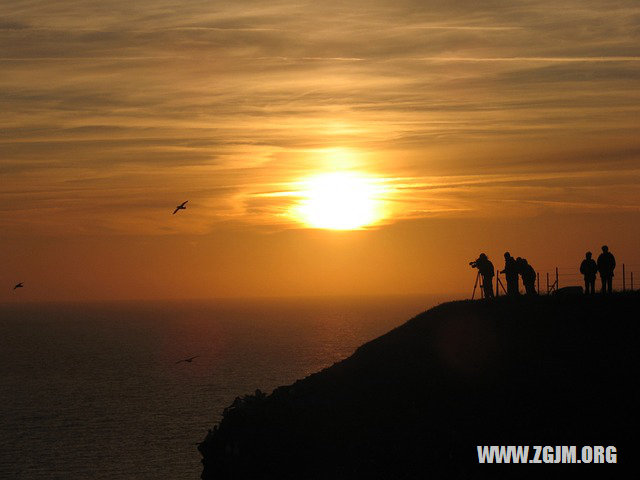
[{"left": 295, "top": 172, "right": 385, "bottom": 230}]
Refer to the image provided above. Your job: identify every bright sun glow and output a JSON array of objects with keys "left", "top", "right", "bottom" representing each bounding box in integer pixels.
[{"left": 295, "top": 172, "right": 385, "bottom": 230}]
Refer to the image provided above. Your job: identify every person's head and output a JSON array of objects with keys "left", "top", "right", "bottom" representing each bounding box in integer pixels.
[
  {"left": 504, "top": 252, "right": 511, "bottom": 259},
  {"left": 479, "top": 253, "right": 487, "bottom": 259},
  {"left": 602, "top": 245, "right": 609, "bottom": 253},
  {"left": 586, "top": 251, "right": 592, "bottom": 259}
]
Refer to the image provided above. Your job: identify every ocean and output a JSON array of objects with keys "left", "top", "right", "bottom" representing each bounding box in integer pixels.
[{"left": 0, "top": 295, "right": 448, "bottom": 479}]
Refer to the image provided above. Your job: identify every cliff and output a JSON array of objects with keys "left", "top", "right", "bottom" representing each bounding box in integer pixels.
[{"left": 198, "top": 293, "right": 638, "bottom": 479}]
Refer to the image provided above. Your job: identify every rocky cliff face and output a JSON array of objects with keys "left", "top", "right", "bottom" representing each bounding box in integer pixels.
[{"left": 199, "top": 294, "right": 638, "bottom": 479}]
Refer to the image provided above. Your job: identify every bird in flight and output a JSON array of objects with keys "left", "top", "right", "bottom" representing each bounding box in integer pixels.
[
  {"left": 13, "top": 282, "right": 24, "bottom": 290},
  {"left": 173, "top": 200, "right": 188, "bottom": 214},
  {"left": 175, "top": 355, "right": 198, "bottom": 364}
]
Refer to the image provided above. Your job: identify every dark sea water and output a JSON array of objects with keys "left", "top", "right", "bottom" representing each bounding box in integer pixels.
[{"left": 0, "top": 295, "right": 448, "bottom": 479}]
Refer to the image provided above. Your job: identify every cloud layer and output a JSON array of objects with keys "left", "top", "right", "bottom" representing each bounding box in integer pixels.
[{"left": 2, "top": 0, "right": 639, "bottom": 234}]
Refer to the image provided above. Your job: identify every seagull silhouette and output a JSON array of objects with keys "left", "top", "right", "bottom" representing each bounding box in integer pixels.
[
  {"left": 175, "top": 355, "right": 198, "bottom": 364},
  {"left": 173, "top": 200, "right": 188, "bottom": 214},
  {"left": 13, "top": 282, "right": 24, "bottom": 290}
]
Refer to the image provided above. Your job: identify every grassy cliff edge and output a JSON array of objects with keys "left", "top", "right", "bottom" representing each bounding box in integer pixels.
[{"left": 199, "top": 293, "right": 639, "bottom": 479}]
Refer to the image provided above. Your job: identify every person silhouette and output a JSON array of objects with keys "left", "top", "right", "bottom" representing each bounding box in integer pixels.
[
  {"left": 579, "top": 251, "right": 598, "bottom": 295},
  {"left": 517, "top": 257, "right": 537, "bottom": 295},
  {"left": 596, "top": 245, "right": 616, "bottom": 294},
  {"left": 500, "top": 252, "right": 519, "bottom": 296},
  {"left": 471, "top": 253, "right": 494, "bottom": 298}
]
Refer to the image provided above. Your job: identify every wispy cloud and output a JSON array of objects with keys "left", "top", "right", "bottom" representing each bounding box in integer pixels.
[{"left": 1, "top": 0, "right": 639, "bottom": 234}]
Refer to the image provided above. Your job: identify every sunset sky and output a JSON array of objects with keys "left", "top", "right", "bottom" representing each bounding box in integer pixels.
[{"left": 2, "top": 0, "right": 639, "bottom": 301}]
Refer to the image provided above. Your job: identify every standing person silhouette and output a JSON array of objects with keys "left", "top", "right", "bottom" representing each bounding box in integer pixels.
[
  {"left": 471, "top": 253, "right": 494, "bottom": 298},
  {"left": 579, "top": 251, "right": 598, "bottom": 295},
  {"left": 597, "top": 245, "right": 616, "bottom": 294},
  {"left": 500, "top": 252, "right": 520, "bottom": 296}
]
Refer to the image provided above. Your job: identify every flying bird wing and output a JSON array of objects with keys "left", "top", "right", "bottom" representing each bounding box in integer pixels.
[
  {"left": 13, "top": 283, "right": 23, "bottom": 289},
  {"left": 173, "top": 201, "right": 188, "bottom": 214},
  {"left": 176, "top": 355, "right": 198, "bottom": 364}
]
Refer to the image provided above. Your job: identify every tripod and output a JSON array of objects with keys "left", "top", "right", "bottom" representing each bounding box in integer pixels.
[
  {"left": 471, "top": 270, "right": 484, "bottom": 300},
  {"left": 471, "top": 270, "right": 505, "bottom": 299}
]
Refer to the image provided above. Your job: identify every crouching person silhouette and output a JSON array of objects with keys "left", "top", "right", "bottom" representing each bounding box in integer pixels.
[
  {"left": 517, "top": 257, "right": 537, "bottom": 295},
  {"left": 470, "top": 253, "right": 495, "bottom": 298},
  {"left": 580, "top": 251, "right": 598, "bottom": 295}
]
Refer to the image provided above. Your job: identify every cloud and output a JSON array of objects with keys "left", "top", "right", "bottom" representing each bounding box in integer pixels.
[{"left": 1, "top": 0, "right": 639, "bottom": 234}]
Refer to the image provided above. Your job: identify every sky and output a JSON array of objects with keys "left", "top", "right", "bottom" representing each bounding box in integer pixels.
[{"left": 2, "top": 0, "right": 640, "bottom": 301}]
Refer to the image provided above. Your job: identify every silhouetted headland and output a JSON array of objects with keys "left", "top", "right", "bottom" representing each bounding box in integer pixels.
[{"left": 199, "top": 293, "right": 639, "bottom": 479}]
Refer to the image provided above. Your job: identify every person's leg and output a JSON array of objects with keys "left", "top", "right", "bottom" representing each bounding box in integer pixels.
[
  {"left": 512, "top": 278, "right": 520, "bottom": 295},
  {"left": 600, "top": 275, "right": 606, "bottom": 293},
  {"left": 584, "top": 278, "right": 589, "bottom": 294},
  {"left": 589, "top": 279, "right": 595, "bottom": 294},
  {"left": 607, "top": 276, "right": 613, "bottom": 293},
  {"left": 484, "top": 278, "right": 494, "bottom": 298}
]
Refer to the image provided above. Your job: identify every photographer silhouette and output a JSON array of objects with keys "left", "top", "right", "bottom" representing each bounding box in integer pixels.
[{"left": 470, "top": 253, "right": 495, "bottom": 298}]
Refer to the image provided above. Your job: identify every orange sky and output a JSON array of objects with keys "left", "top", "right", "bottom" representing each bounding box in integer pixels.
[{"left": 2, "top": 1, "right": 639, "bottom": 301}]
